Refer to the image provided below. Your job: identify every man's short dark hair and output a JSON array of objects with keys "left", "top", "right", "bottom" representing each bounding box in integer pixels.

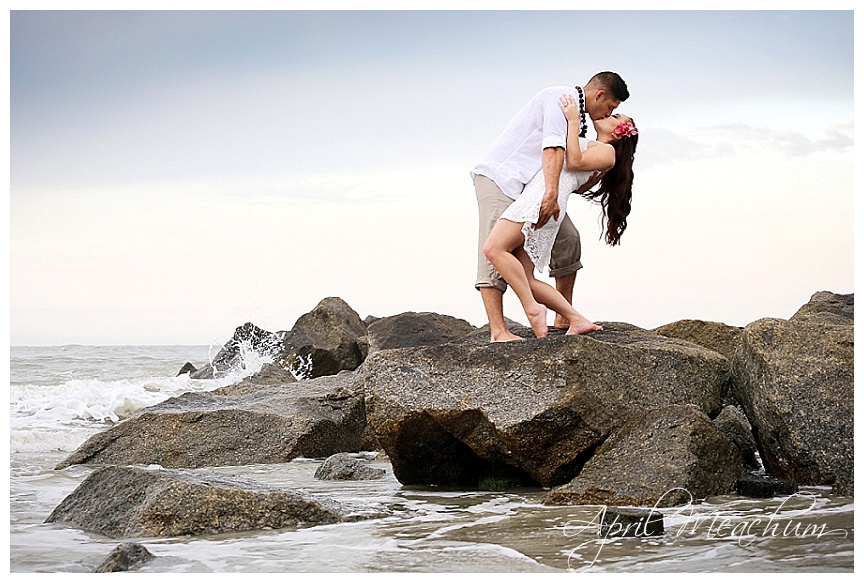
[{"left": 590, "top": 71, "right": 629, "bottom": 102}]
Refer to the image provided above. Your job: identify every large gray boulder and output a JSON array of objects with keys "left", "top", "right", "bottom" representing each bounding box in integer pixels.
[
  {"left": 364, "top": 323, "right": 731, "bottom": 488},
  {"left": 791, "top": 290, "right": 854, "bottom": 323},
  {"left": 279, "top": 297, "right": 369, "bottom": 378},
  {"left": 544, "top": 405, "right": 744, "bottom": 507},
  {"left": 56, "top": 370, "right": 366, "bottom": 469},
  {"left": 366, "top": 311, "right": 477, "bottom": 354},
  {"left": 651, "top": 319, "right": 743, "bottom": 361},
  {"left": 731, "top": 292, "right": 853, "bottom": 492},
  {"left": 46, "top": 465, "right": 344, "bottom": 538}
]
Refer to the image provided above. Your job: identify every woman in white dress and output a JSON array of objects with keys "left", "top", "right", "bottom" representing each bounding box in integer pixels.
[{"left": 483, "top": 95, "right": 639, "bottom": 339}]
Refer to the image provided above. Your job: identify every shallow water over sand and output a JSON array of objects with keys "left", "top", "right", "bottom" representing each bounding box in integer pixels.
[{"left": 11, "top": 452, "right": 854, "bottom": 573}]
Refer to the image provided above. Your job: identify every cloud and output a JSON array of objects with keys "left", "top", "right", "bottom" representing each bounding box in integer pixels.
[
  {"left": 634, "top": 128, "right": 717, "bottom": 168},
  {"left": 637, "top": 121, "right": 853, "bottom": 170},
  {"left": 717, "top": 122, "right": 853, "bottom": 157}
]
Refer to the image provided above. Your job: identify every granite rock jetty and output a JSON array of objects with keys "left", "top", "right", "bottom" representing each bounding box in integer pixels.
[{"left": 49, "top": 291, "right": 853, "bottom": 538}]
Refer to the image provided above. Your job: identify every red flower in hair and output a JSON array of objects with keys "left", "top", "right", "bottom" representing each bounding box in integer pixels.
[{"left": 613, "top": 121, "right": 638, "bottom": 138}]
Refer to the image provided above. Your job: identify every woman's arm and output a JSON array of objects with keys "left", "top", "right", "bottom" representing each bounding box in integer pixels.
[
  {"left": 559, "top": 95, "right": 585, "bottom": 170},
  {"left": 559, "top": 95, "right": 615, "bottom": 172},
  {"left": 570, "top": 142, "right": 615, "bottom": 173}
]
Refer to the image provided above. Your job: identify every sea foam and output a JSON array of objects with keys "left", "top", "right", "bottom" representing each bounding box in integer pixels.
[{"left": 9, "top": 340, "right": 277, "bottom": 454}]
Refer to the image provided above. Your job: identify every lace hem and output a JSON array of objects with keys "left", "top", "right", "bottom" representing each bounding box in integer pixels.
[{"left": 521, "top": 219, "right": 560, "bottom": 274}]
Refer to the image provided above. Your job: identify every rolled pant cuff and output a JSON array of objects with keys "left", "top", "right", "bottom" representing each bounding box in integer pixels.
[
  {"left": 548, "top": 260, "right": 583, "bottom": 279},
  {"left": 475, "top": 280, "right": 508, "bottom": 293}
]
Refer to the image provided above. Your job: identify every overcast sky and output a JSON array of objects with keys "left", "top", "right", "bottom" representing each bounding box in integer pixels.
[{"left": 7, "top": 5, "right": 856, "bottom": 345}]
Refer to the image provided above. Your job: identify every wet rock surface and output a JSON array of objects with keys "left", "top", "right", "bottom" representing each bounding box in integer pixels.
[
  {"left": 46, "top": 465, "right": 345, "bottom": 538},
  {"left": 93, "top": 543, "right": 155, "bottom": 572},
  {"left": 314, "top": 453, "right": 386, "bottom": 480},
  {"left": 56, "top": 371, "right": 366, "bottom": 469}
]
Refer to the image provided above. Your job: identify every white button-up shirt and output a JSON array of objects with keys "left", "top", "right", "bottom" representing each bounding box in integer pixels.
[{"left": 472, "top": 86, "right": 578, "bottom": 199}]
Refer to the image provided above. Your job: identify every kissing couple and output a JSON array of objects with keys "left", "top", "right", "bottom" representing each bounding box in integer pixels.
[{"left": 472, "top": 72, "right": 639, "bottom": 341}]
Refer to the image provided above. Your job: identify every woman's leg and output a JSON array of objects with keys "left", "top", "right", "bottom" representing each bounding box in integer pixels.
[
  {"left": 513, "top": 247, "right": 603, "bottom": 336},
  {"left": 484, "top": 220, "right": 548, "bottom": 338}
]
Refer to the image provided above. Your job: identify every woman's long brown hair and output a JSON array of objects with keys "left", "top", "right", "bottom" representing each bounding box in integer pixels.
[{"left": 580, "top": 122, "right": 638, "bottom": 246}]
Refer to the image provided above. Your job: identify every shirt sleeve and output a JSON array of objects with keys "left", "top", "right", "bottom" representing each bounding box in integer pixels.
[{"left": 540, "top": 89, "right": 571, "bottom": 149}]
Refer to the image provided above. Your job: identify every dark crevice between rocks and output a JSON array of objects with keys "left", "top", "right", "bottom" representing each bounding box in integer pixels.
[
  {"left": 477, "top": 459, "right": 539, "bottom": 491},
  {"left": 431, "top": 408, "right": 543, "bottom": 490},
  {"left": 385, "top": 411, "right": 483, "bottom": 488},
  {"left": 384, "top": 411, "right": 540, "bottom": 490},
  {"left": 547, "top": 440, "right": 602, "bottom": 487}
]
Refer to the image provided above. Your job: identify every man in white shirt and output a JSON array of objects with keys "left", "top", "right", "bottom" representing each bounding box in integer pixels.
[{"left": 472, "top": 72, "right": 630, "bottom": 342}]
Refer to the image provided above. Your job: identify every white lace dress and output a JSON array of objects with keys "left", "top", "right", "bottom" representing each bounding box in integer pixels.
[{"left": 499, "top": 137, "right": 594, "bottom": 274}]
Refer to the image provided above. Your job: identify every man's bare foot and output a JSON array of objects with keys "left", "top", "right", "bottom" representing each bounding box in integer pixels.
[
  {"left": 526, "top": 304, "right": 549, "bottom": 338},
  {"left": 553, "top": 314, "right": 570, "bottom": 330},
  {"left": 566, "top": 316, "right": 603, "bottom": 336},
  {"left": 491, "top": 331, "right": 525, "bottom": 343}
]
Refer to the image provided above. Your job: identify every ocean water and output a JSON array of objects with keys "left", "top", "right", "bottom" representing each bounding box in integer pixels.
[{"left": 8, "top": 345, "right": 855, "bottom": 573}]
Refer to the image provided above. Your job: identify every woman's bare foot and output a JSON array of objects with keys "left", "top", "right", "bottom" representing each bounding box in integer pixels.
[
  {"left": 553, "top": 314, "right": 570, "bottom": 330},
  {"left": 526, "top": 304, "right": 549, "bottom": 338},
  {"left": 491, "top": 331, "right": 525, "bottom": 343},
  {"left": 566, "top": 316, "right": 603, "bottom": 336}
]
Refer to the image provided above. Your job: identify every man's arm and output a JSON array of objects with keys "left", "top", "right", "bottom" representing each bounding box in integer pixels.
[{"left": 535, "top": 146, "right": 564, "bottom": 229}]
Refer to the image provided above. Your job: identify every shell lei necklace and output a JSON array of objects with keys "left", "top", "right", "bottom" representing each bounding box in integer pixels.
[{"left": 574, "top": 86, "right": 588, "bottom": 138}]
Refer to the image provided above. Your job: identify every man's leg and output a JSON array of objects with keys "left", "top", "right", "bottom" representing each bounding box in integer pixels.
[
  {"left": 474, "top": 175, "right": 522, "bottom": 341},
  {"left": 479, "top": 287, "right": 523, "bottom": 341},
  {"left": 549, "top": 213, "right": 583, "bottom": 329},
  {"left": 554, "top": 272, "right": 577, "bottom": 317}
]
